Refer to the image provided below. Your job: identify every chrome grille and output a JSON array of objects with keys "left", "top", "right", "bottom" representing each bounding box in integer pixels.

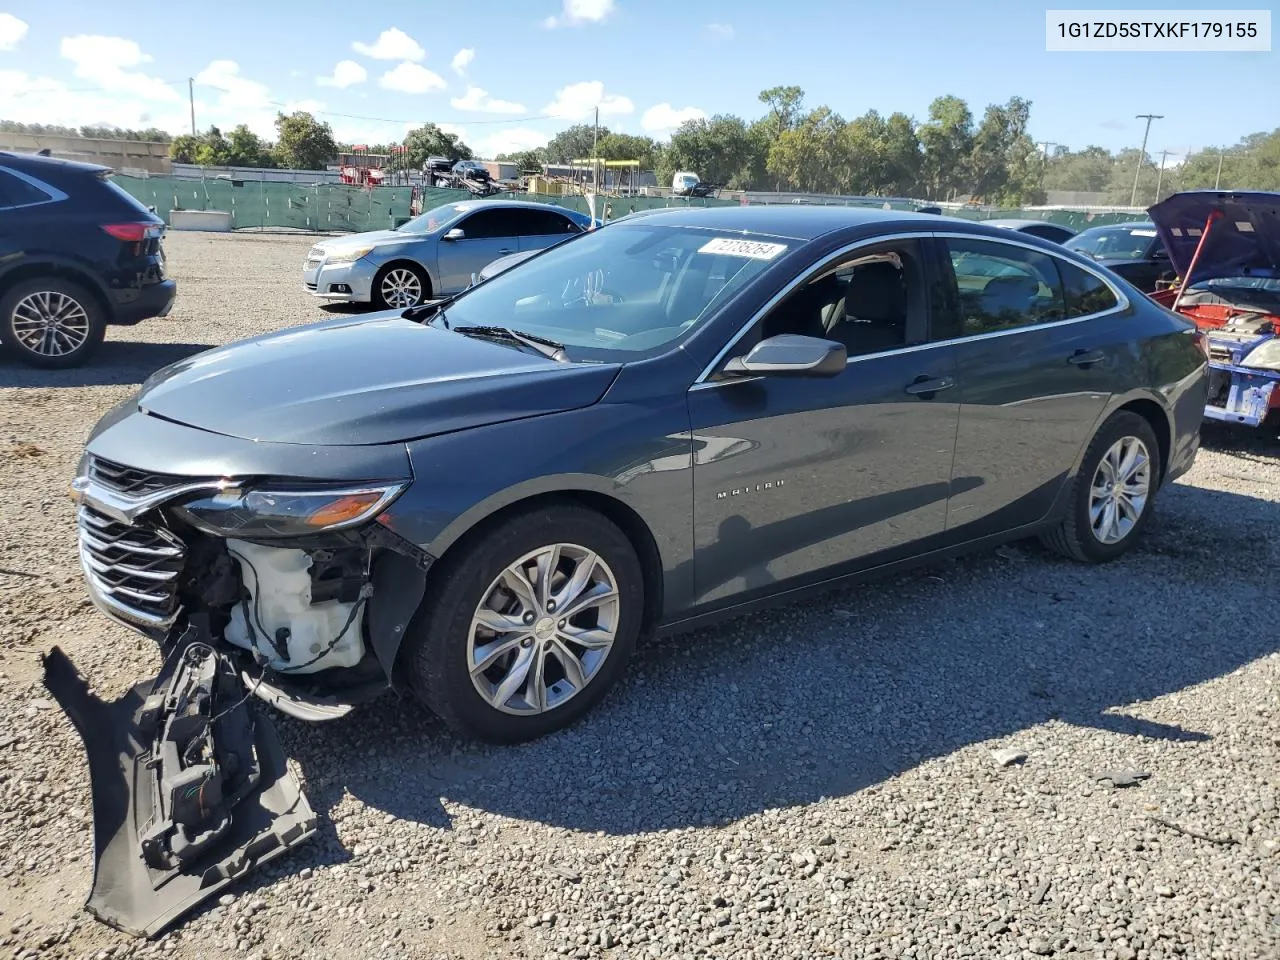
[
  {"left": 89, "top": 457, "right": 189, "bottom": 497},
  {"left": 77, "top": 505, "right": 185, "bottom": 629}
]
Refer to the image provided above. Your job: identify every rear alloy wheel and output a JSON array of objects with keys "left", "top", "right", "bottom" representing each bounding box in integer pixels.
[
  {"left": 373, "top": 263, "right": 428, "bottom": 309},
  {"left": 1041, "top": 411, "right": 1160, "bottom": 563},
  {"left": 0, "top": 277, "right": 106, "bottom": 368},
  {"left": 405, "top": 504, "right": 643, "bottom": 743}
]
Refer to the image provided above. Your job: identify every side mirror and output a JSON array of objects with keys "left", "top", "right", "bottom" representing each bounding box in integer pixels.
[
  {"left": 442, "top": 227, "right": 465, "bottom": 241},
  {"left": 722, "top": 334, "right": 847, "bottom": 379}
]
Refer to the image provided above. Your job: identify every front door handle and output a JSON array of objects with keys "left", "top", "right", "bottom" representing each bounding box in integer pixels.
[
  {"left": 904, "top": 375, "right": 955, "bottom": 397},
  {"left": 497, "top": 248, "right": 514, "bottom": 255},
  {"left": 1068, "top": 349, "right": 1106, "bottom": 367}
]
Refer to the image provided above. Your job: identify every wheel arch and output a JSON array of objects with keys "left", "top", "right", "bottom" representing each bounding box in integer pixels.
[
  {"left": 407, "top": 481, "right": 666, "bottom": 651},
  {"left": 372, "top": 257, "right": 434, "bottom": 300},
  {"left": 1111, "top": 392, "right": 1173, "bottom": 484}
]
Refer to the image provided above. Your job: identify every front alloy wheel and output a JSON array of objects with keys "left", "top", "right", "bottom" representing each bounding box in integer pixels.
[
  {"left": 405, "top": 503, "right": 643, "bottom": 743},
  {"left": 377, "top": 266, "right": 426, "bottom": 308},
  {"left": 468, "top": 544, "right": 620, "bottom": 715}
]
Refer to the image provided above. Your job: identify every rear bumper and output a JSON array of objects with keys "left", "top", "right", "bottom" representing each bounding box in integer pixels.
[
  {"left": 109, "top": 280, "right": 177, "bottom": 326},
  {"left": 1204, "top": 360, "right": 1280, "bottom": 428}
]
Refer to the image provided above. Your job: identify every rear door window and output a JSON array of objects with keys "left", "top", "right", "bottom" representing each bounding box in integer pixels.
[{"left": 938, "top": 237, "right": 1067, "bottom": 338}]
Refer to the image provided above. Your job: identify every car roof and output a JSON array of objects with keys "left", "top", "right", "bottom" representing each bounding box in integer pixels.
[
  {"left": 0, "top": 150, "right": 110, "bottom": 176},
  {"left": 983, "top": 218, "right": 1069, "bottom": 230},
  {"left": 1073, "top": 220, "right": 1155, "bottom": 234},
  {"left": 448, "top": 198, "right": 589, "bottom": 218},
  {"left": 605, "top": 204, "right": 946, "bottom": 240}
]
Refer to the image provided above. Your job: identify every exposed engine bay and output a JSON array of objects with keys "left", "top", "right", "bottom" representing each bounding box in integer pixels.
[{"left": 49, "top": 463, "right": 433, "bottom": 937}]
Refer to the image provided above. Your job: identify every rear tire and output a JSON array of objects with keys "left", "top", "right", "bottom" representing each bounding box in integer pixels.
[
  {"left": 1041, "top": 411, "right": 1161, "bottom": 563},
  {"left": 372, "top": 262, "right": 430, "bottom": 310},
  {"left": 404, "top": 504, "right": 644, "bottom": 743},
  {"left": 0, "top": 277, "right": 106, "bottom": 369}
]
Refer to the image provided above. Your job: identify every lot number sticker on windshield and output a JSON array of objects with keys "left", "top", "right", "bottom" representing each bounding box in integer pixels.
[{"left": 698, "top": 237, "right": 788, "bottom": 260}]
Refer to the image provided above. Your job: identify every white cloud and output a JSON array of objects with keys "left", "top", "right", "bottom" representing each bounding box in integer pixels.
[
  {"left": 640, "top": 102, "right": 706, "bottom": 135},
  {"left": 542, "top": 80, "right": 632, "bottom": 121},
  {"left": 196, "top": 60, "right": 271, "bottom": 110},
  {"left": 317, "top": 59, "right": 367, "bottom": 88},
  {"left": 0, "top": 12, "right": 28, "bottom": 50},
  {"left": 379, "top": 61, "right": 446, "bottom": 94},
  {"left": 0, "top": 68, "right": 190, "bottom": 136},
  {"left": 450, "top": 86, "right": 526, "bottom": 114},
  {"left": 194, "top": 61, "right": 323, "bottom": 139},
  {"left": 544, "top": 0, "right": 615, "bottom": 28},
  {"left": 471, "top": 127, "right": 552, "bottom": 159},
  {"left": 705, "top": 22, "right": 734, "bottom": 40},
  {"left": 352, "top": 27, "right": 424, "bottom": 61},
  {"left": 60, "top": 35, "right": 179, "bottom": 102},
  {"left": 451, "top": 48, "right": 474, "bottom": 75}
]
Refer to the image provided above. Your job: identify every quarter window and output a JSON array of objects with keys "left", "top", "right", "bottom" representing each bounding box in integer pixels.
[
  {"left": 1058, "top": 259, "right": 1118, "bottom": 317},
  {"left": 942, "top": 237, "right": 1066, "bottom": 337},
  {"left": 0, "top": 169, "right": 54, "bottom": 209}
]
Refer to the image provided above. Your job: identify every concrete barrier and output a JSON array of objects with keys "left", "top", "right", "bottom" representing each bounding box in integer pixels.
[{"left": 169, "top": 209, "right": 233, "bottom": 232}]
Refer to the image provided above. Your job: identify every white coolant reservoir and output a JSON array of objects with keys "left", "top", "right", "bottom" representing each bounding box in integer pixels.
[{"left": 223, "top": 540, "right": 366, "bottom": 675}]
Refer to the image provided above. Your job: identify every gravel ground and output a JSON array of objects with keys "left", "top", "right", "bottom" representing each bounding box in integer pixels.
[{"left": 1, "top": 231, "right": 1278, "bottom": 960}]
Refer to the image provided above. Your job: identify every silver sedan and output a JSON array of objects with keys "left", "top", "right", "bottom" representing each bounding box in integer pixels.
[{"left": 302, "top": 199, "right": 594, "bottom": 309}]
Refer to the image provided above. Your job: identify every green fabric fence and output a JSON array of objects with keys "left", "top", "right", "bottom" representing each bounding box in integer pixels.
[
  {"left": 112, "top": 175, "right": 736, "bottom": 233},
  {"left": 112, "top": 174, "right": 1139, "bottom": 234}
]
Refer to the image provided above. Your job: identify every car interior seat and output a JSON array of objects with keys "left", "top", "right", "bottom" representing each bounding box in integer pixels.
[{"left": 828, "top": 261, "right": 907, "bottom": 354}]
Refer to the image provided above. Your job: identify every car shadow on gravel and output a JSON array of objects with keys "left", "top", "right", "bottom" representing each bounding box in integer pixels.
[
  {"left": 0, "top": 342, "right": 215, "bottom": 388},
  {"left": 278, "top": 481, "right": 1278, "bottom": 840}
]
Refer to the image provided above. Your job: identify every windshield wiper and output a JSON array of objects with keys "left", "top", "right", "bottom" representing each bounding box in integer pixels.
[
  {"left": 402, "top": 296, "right": 457, "bottom": 323},
  {"left": 452, "top": 325, "right": 568, "bottom": 362}
]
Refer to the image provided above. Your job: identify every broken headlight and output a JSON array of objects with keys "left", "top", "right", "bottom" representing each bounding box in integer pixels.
[
  {"left": 1242, "top": 339, "right": 1280, "bottom": 371},
  {"left": 172, "top": 483, "right": 406, "bottom": 539}
]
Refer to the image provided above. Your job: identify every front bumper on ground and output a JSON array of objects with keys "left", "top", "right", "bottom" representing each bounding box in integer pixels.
[
  {"left": 302, "top": 255, "right": 375, "bottom": 302},
  {"left": 110, "top": 279, "right": 177, "bottom": 326},
  {"left": 42, "top": 617, "right": 317, "bottom": 938},
  {"left": 1204, "top": 359, "right": 1280, "bottom": 428}
]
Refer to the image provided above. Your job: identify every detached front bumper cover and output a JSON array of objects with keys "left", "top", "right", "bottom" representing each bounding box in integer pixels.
[{"left": 42, "top": 615, "right": 317, "bottom": 939}]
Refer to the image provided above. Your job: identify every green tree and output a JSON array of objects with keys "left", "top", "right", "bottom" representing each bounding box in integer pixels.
[
  {"left": 594, "top": 132, "right": 662, "bottom": 171},
  {"left": 917, "top": 95, "right": 974, "bottom": 200},
  {"left": 272, "top": 111, "right": 337, "bottom": 170},
  {"left": 542, "top": 124, "right": 605, "bottom": 164},
  {"left": 768, "top": 106, "right": 845, "bottom": 192},
  {"left": 401, "top": 123, "right": 473, "bottom": 168},
  {"left": 662, "top": 114, "right": 756, "bottom": 188},
  {"left": 225, "top": 124, "right": 274, "bottom": 167},
  {"left": 1043, "top": 145, "right": 1115, "bottom": 194}
]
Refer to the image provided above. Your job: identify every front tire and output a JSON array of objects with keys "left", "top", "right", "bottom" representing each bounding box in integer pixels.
[
  {"left": 404, "top": 504, "right": 644, "bottom": 743},
  {"left": 372, "top": 262, "right": 430, "bottom": 310},
  {"left": 1041, "top": 411, "right": 1161, "bottom": 563},
  {"left": 0, "top": 277, "right": 106, "bottom": 368}
]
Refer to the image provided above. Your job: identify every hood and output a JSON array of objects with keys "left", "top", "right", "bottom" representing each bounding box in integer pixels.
[
  {"left": 317, "top": 229, "right": 411, "bottom": 251},
  {"left": 1147, "top": 191, "right": 1280, "bottom": 283},
  {"left": 135, "top": 314, "right": 621, "bottom": 446}
]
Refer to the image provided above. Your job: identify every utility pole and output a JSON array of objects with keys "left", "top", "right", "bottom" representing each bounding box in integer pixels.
[
  {"left": 1129, "top": 113, "right": 1162, "bottom": 207},
  {"left": 1155, "top": 149, "right": 1175, "bottom": 201},
  {"left": 188, "top": 78, "right": 196, "bottom": 136},
  {"left": 1214, "top": 149, "right": 1225, "bottom": 190},
  {"left": 591, "top": 106, "right": 599, "bottom": 191},
  {"left": 1037, "top": 141, "right": 1058, "bottom": 168}
]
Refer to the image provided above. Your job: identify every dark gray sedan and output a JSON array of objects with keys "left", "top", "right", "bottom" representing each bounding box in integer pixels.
[{"left": 52, "top": 204, "right": 1208, "bottom": 933}]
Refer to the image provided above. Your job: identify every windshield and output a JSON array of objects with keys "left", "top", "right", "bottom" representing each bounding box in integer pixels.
[
  {"left": 396, "top": 202, "right": 470, "bottom": 234},
  {"left": 438, "top": 223, "right": 787, "bottom": 360},
  {"left": 1064, "top": 225, "right": 1158, "bottom": 260}
]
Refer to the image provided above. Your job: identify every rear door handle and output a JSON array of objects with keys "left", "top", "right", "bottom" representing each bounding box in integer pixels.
[
  {"left": 497, "top": 248, "right": 514, "bottom": 255},
  {"left": 904, "top": 376, "right": 955, "bottom": 396},
  {"left": 1068, "top": 349, "right": 1106, "bottom": 367}
]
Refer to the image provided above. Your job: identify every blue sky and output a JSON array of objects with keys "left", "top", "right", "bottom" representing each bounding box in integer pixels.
[{"left": 0, "top": 0, "right": 1274, "bottom": 163}]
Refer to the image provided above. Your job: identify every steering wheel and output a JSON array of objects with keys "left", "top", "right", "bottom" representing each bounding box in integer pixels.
[{"left": 562, "top": 269, "right": 626, "bottom": 307}]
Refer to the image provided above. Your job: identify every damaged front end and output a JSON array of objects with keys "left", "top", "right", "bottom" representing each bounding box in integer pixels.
[
  {"left": 1147, "top": 190, "right": 1280, "bottom": 428},
  {"left": 48, "top": 455, "right": 431, "bottom": 937}
]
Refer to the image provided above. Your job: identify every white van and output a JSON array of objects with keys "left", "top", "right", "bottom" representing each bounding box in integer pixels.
[{"left": 672, "top": 171, "right": 700, "bottom": 196}]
